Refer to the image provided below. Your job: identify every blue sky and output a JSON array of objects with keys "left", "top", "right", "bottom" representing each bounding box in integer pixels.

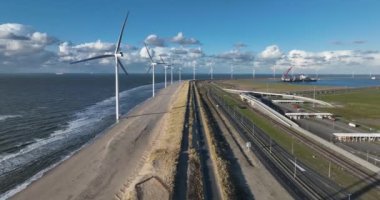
[{"left": 1, "top": 0, "right": 380, "bottom": 74}]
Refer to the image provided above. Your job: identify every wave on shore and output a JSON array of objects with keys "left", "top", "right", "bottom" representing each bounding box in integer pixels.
[{"left": 0, "top": 83, "right": 162, "bottom": 199}]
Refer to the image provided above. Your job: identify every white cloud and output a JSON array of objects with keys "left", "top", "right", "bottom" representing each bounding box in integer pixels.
[
  {"left": 1, "top": 23, "right": 380, "bottom": 74},
  {"left": 144, "top": 34, "right": 165, "bottom": 47},
  {"left": 58, "top": 40, "right": 114, "bottom": 63},
  {"left": 171, "top": 32, "right": 200, "bottom": 45},
  {"left": 259, "top": 45, "right": 283, "bottom": 60},
  {"left": 0, "top": 23, "right": 57, "bottom": 56},
  {"left": 0, "top": 23, "right": 58, "bottom": 72}
]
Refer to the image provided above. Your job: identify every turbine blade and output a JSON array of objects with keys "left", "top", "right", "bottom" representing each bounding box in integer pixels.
[
  {"left": 115, "top": 11, "right": 130, "bottom": 53},
  {"left": 70, "top": 54, "right": 113, "bottom": 64},
  {"left": 144, "top": 43, "right": 154, "bottom": 62},
  {"left": 117, "top": 58, "right": 128, "bottom": 76},
  {"left": 146, "top": 65, "right": 152, "bottom": 74},
  {"left": 159, "top": 56, "right": 166, "bottom": 64}
]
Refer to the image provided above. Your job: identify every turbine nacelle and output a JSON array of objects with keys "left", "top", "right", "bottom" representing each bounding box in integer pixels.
[{"left": 117, "top": 52, "right": 124, "bottom": 57}]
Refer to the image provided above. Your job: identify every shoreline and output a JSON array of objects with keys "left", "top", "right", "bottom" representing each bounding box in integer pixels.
[
  {"left": 10, "top": 82, "right": 183, "bottom": 200},
  {"left": 1, "top": 84, "right": 166, "bottom": 200}
]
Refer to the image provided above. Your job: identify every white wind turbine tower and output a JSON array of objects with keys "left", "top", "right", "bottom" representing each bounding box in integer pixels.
[
  {"left": 160, "top": 56, "right": 173, "bottom": 88},
  {"left": 209, "top": 65, "right": 214, "bottom": 80},
  {"left": 144, "top": 43, "right": 165, "bottom": 97},
  {"left": 171, "top": 66, "right": 174, "bottom": 84},
  {"left": 178, "top": 66, "right": 182, "bottom": 82},
  {"left": 164, "top": 64, "right": 168, "bottom": 88},
  {"left": 192, "top": 62, "right": 196, "bottom": 80},
  {"left": 71, "top": 12, "right": 130, "bottom": 122},
  {"left": 230, "top": 65, "right": 234, "bottom": 79}
]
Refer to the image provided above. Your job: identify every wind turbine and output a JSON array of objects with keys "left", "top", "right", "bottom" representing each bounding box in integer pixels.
[
  {"left": 192, "top": 63, "right": 196, "bottom": 80},
  {"left": 178, "top": 65, "right": 182, "bottom": 82},
  {"left": 170, "top": 64, "right": 174, "bottom": 84},
  {"left": 160, "top": 56, "right": 173, "bottom": 88},
  {"left": 209, "top": 65, "right": 214, "bottom": 80},
  {"left": 144, "top": 43, "right": 165, "bottom": 97},
  {"left": 164, "top": 65, "right": 168, "bottom": 88},
  {"left": 230, "top": 64, "right": 234, "bottom": 79},
  {"left": 70, "top": 12, "right": 130, "bottom": 122}
]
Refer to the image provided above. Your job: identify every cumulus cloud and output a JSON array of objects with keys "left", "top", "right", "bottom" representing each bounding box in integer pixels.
[
  {"left": 259, "top": 45, "right": 283, "bottom": 60},
  {"left": 58, "top": 40, "right": 115, "bottom": 63},
  {"left": 144, "top": 34, "right": 165, "bottom": 47},
  {"left": 171, "top": 32, "right": 200, "bottom": 45},
  {"left": 170, "top": 47, "right": 188, "bottom": 55},
  {"left": 234, "top": 42, "right": 247, "bottom": 49},
  {"left": 256, "top": 46, "right": 380, "bottom": 73},
  {"left": 0, "top": 23, "right": 58, "bottom": 56},
  {"left": 0, "top": 23, "right": 59, "bottom": 72},
  {"left": 1, "top": 23, "right": 379, "bottom": 74},
  {"left": 332, "top": 40, "right": 367, "bottom": 46},
  {"left": 353, "top": 40, "right": 366, "bottom": 44},
  {"left": 216, "top": 49, "right": 254, "bottom": 63}
]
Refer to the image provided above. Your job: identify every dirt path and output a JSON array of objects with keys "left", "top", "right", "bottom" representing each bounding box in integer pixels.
[
  {"left": 199, "top": 82, "right": 293, "bottom": 200},
  {"left": 11, "top": 83, "right": 183, "bottom": 200}
]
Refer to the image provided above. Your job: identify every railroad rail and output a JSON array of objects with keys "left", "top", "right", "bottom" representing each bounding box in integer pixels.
[{"left": 203, "top": 83, "right": 380, "bottom": 199}]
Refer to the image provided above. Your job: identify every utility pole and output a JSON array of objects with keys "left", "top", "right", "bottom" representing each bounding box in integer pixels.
[
  {"left": 313, "top": 86, "right": 316, "bottom": 108},
  {"left": 252, "top": 124, "right": 255, "bottom": 136},
  {"left": 367, "top": 150, "right": 369, "bottom": 161},
  {"left": 328, "top": 160, "right": 331, "bottom": 178},
  {"left": 269, "top": 138, "right": 272, "bottom": 153},
  {"left": 291, "top": 136, "right": 294, "bottom": 155},
  {"left": 294, "top": 157, "right": 297, "bottom": 178}
]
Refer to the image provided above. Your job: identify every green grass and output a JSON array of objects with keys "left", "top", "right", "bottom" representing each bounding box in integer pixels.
[
  {"left": 216, "top": 79, "right": 334, "bottom": 93},
  {"left": 210, "top": 85, "right": 379, "bottom": 199},
  {"left": 318, "top": 88, "right": 380, "bottom": 129}
]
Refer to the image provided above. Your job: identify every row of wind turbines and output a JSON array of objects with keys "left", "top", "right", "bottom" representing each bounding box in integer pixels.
[
  {"left": 69, "top": 12, "right": 261, "bottom": 123},
  {"left": 70, "top": 12, "right": 187, "bottom": 122}
]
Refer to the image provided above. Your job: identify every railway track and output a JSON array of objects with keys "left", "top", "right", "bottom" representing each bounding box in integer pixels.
[
  {"left": 199, "top": 83, "right": 354, "bottom": 199},
  {"left": 204, "top": 82, "right": 380, "bottom": 199},
  {"left": 244, "top": 94, "right": 380, "bottom": 189}
]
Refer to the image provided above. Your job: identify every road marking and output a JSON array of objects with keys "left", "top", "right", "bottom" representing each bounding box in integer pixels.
[{"left": 289, "top": 159, "right": 306, "bottom": 172}]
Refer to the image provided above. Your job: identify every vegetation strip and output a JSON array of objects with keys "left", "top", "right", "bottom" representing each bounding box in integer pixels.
[{"left": 194, "top": 82, "right": 240, "bottom": 200}]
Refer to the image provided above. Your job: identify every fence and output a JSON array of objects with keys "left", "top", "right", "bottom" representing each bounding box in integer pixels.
[{"left": 209, "top": 89, "right": 358, "bottom": 199}]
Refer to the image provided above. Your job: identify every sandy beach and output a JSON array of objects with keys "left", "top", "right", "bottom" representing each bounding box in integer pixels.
[{"left": 11, "top": 83, "right": 183, "bottom": 200}]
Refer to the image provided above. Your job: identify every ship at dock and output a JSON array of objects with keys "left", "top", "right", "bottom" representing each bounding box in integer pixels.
[{"left": 281, "top": 66, "right": 318, "bottom": 82}]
